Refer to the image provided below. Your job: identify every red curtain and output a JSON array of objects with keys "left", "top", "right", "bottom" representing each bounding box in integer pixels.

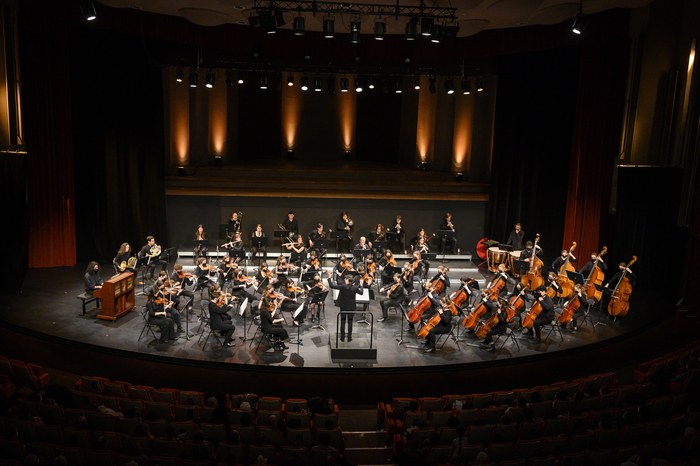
[{"left": 562, "top": 39, "right": 630, "bottom": 260}]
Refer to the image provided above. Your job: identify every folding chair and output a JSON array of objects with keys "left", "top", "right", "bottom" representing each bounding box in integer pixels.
[
  {"left": 543, "top": 312, "right": 564, "bottom": 342},
  {"left": 494, "top": 326, "right": 520, "bottom": 351},
  {"left": 137, "top": 306, "right": 160, "bottom": 343}
]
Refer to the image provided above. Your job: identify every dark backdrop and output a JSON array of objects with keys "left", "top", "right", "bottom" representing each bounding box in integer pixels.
[
  {"left": 238, "top": 71, "right": 282, "bottom": 160},
  {"left": 355, "top": 82, "right": 403, "bottom": 163},
  {"left": 70, "top": 26, "right": 167, "bottom": 263},
  {"left": 486, "top": 46, "right": 581, "bottom": 257},
  {"left": 0, "top": 153, "right": 27, "bottom": 292}
]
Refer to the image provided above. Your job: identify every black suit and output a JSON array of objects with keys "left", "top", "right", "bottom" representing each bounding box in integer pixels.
[
  {"left": 328, "top": 278, "right": 361, "bottom": 338},
  {"left": 209, "top": 300, "right": 235, "bottom": 343},
  {"left": 140, "top": 244, "right": 167, "bottom": 279}
]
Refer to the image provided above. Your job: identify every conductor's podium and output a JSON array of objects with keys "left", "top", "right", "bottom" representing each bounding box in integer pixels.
[{"left": 93, "top": 272, "right": 136, "bottom": 321}]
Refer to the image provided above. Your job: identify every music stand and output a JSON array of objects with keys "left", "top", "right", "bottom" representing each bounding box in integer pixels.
[
  {"left": 290, "top": 304, "right": 305, "bottom": 345},
  {"left": 251, "top": 237, "right": 267, "bottom": 264},
  {"left": 381, "top": 266, "right": 402, "bottom": 286},
  {"left": 219, "top": 224, "right": 234, "bottom": 240},
  {"left": 135, "top": 256, "right": 151, "bottom": 296},
  {"left": 314, "top": 239, "right": 330, "bottom": 264},
  {"left": 301, "top": 272, "right": 317, "bottom": 283},
  {"left": 513, "top": 259, "right": 530, "bottom": 275},
  {"left": 290, "top": 250, "right": 307, "bottom": 266},
  {"left": 274, "top": 230, "right": 288, "bottom": 253},
  {"left": 309, "top": 291, "right": 328, "bottom": 330},
  {"left": 162, "top": 247, "right": 179, "bottom": 276},
  {"left": 566, "top": 271, "right": 586, "bottom": 286},
  {"left": 423, "top": 253, "right": 437, "bottom": 261},
  {"left": 353, "top": 249, "right": 371, "bottom": 262},
  {"left": 438, "top": 230, "right": 455, "bottom": 262},
  {"left": 373, "top": 240, "right": 388, "bottom": 255},
  {"left": 237, "top": 297, "right": 253, "bottom": 343}
]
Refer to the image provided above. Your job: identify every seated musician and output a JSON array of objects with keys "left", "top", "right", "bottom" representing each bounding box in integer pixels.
[
  {"left": 193, "top": 224, "right": 208, "bottom": 261},
  {"left": 304, "top": 250, "right": 322, "bottom": 273},
  {"left": 282, "top": 211, "right": 299, "bottom": 235},
  {"left": 114, "top": 243, "right": 135, "bottom": 274},
  {"left": 308, "top": 223, "right": 328, "bottom": 259},
  {"left": 560, "top": 284, "right": 587, "bottom": 333},
  {"left": 227, "top": 232, "right": 245, "bottom": 265},
  {"left": 303, "top": 272, "right": 327, "bottom": 323},
  {"left": 367, "top": 224, "right": 386, "bottom": 258},
  {"left": 140, "top": 236, "right": 167, "bottom": 281},
  {"left": 506, "top": 223, "right": 524, "bottom": 250},
  {"left": 378, "top": 249, "right": 397, "bottom": 285},
  {"left": 545, "top": 271, "right": 564, "bottom": 301},
  {"left": 336, "top": 211, "right": 353, "bottom": 253},
  {"left": 379, "top": 273, "right": 404, "bottom": 322},
  {"left": 423, "top": 297, "right": 454, "bottom": 353},
  {"left": 250, "top": 224, "right": 267, "bottom": 262},
  {"left": 155, "top": 274, "right": 183, "bottom": 331},
  {"left": 411, "top": 229, "right": 427, "bottom": 252},
  {"left": 410, "top": 251, "right": 430, "bottom": 280},
  {"left": 256, "top": 262, "right": 277, "bottom": 288},
  {"left": 580, "top": 252, "right": 607, "bottom": 275},
  {"left": 519, "top": 241, "right": 543, "bottom": 276},
  {"left": 208, "top": 284, "right": 236, "bottom": 347},
  {"left": 171, "top": 264, "right": 194, "bottom": 313},
  {"left": 366, "top": 255, "right": 377, "bottom": 281},
  {"left": 401, "top": 262, "right": 415, "bottom": 295},
  {"left": 505, "top": 281, "right": 534, "bottom": 323},
  {"left": 354, "top": 236, "right": 371, "bottom": 251},
  {"left": 233, "top": 269, "right": 257, "bottom": 303},
  {"left": 439, "top": 213, "right": 458, "bottom": 255},
  {"left": 84, "top": 262, "right": 103, "bottom": 296},
  {"left": 408, "top": 282, "right": 441, "bottom": 333},
  {"left": 281, "top": 278, "right": 306, "bottom": 326},
  {"left": 525, "top": 286, "right": 555, "bottom": 341},
  {"left": 479, "top": 299, "right": 508, "bottom": 352},
  {"left": 452, "top": 276, "right": 478, "bottom": 310},
  {"left": 428, "top": 264, "right": 451, "bottom": 295},
  {"left": 391, "top": 215, "right": 406, "bottom": 253},
  {"left": 486, "top": 263, "right": 510, "bottom": 298},
  {"left": 228, "top": 212, "right": 241, "bottom": 232},
  {"left": 259, "top": 285, "right": 290, "bottom": 350},
  {"left": 334, "top": 254, "right": 351, "bottom": 284},
  {"left": 285, "top": 233, "right": 306, "bottom": 255},
  {"left": 195, "top": 257, "right": 216, "bottom": 292},
  {"left": 275, "top": 256, "right": 292, "bottom": 285},
  {"left": 147, "top": 283, "right": 176, "bottom": 344}
]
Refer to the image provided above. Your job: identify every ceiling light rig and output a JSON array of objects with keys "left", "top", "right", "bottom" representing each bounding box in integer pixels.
[{"left": 572, "top": 0, "right": 586, "bottom": 34}]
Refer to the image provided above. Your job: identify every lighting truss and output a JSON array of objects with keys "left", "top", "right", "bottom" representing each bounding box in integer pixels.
[{"left": 252, "top": 0, "right": 457, "bottom": 22}]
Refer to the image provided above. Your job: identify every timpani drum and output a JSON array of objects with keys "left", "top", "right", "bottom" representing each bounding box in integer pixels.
[
  {"left": 508, "top": 251, "right": 523, "bottom": 277},
  {"left": 487, "top": 247, "right": 508, "bottom": 272}
]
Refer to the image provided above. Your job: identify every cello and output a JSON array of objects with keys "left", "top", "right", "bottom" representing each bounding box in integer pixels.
[
  {"left": 607, "top": 256, "right": 637, "bottom": 318},
  {"left": 521, "top": 282, "right": 555, "bottom": 329},
  {"left": 505, "top": 286, "right": 527, "bottom": 322},
  {"left": 476, "top": 300, "right": 506, "bottom": 338},
  {"left": 450, "top": 279, "right": 477, "bottom": 307},
  {"left": 418, "top": 302, "right": 459, "bottom": 338},
  {"left": 428, "top": 268, "right": 450, "bottom": 295},
  {"left": 406, "top": 285, "right": 435, "bottom": 324},
  {"left": 558, "top": 285, "right": 583, "bottom": 325},
  {"left": 486, "top": 267, "right": 508, "bottom": 300},
  {"left": 555, "top": 242, "right": 577, "bottom": 299},
  {"left": 521, "top": 234, "right": 544, "bottom": 291},
  {"left": 462, "top": 291, "right": 491, "bottom": 331},
  {"left": 583, "top": 247, "right": 607, "bottom": 302}
]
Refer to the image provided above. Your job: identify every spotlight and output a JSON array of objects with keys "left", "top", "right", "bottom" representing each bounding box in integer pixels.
[
  {"left": 354, "top": 78, "right": 363, "bottom": 92},
  {"left": 175, "top": 68, "right": 183, "bottom": 82},
  {"left": 323, "top": 17, "right": 335, "bottom": 38},
  {"left": 476, "top": 76, "right": 484, "bottom": 92},
  {"left": 444, "top": 79, "right": 455, "bottom": 94},
  {"left": 421, "top": 17, "right": 433, "bottom": 36},
  {"left": 444, "top": 24, "right": 460, "bottom": 37},
  {"left": 345, "top": 150, "right": 353, "bottom": 161},
  {"left": 395, "top": 78, "right": 403, "bottom": 94},
  {"left": 405, "top": 17, "right": 418, "bottom": 40},
  {"left": 430, "top": 24, "right": 444, "bottom": 43},
  {"left": 414, "top": 77, "right": 421, "bottom": 90},
  {"left": 260, "top": 75, "right": 268, "bottom": 90},
  {"left": 314, "top": 77, "right": 322, "bottom": 92},
  {"left": 287, "top": 74, "right": 294, "bottom": 86},
  {"left": 214, "top": 156, "right": 222, "bottom": 167},
  {"left": 327, "top": 77, "right": 335, "bottom": 95},
  {"left": 189, "top": 72, "right": 198, "bottom": 88},
  {"left": 80, "top": 2, "right": 97, "bottom": 21},
  {"left": 461, "top": 78, "right": 471, "bottom": 94},
  {"left": 429, "top": 77, "right": 436, "bottom": 94},
  {"left": 572, "top": 12, "right": 587, "bottom": 34},
  {"left": 454, "top": 172, "right": 464, "bottom": 182},
  {"left": 300, "top": 76, "right": 309, "bottom": 91},
  {"left": 238, "top": 77, "right": 244, "bottom": 84},
  {"left": 368, "top": 78, "right": 375, "bottom": 90},
  {"left": 248, "top": 14, "right": 261, "bottom": 27},
  {"left": 340, "top": 77, "right": 349, "bottom": 92},
  {"left": 205, "top": 73, "right": 215, "bottom": 89},
  {"left": 293, "top": 16, "right": 305, "bottom": 35},
  {"left": 374, "top": 20, "right": 386, "bottom": 40},
  {"left": 177, "top": 166, "right": 186, "bottom": 176},
  {"left": 287, "top": 149, "right": 294, "bottom": 159},
  {"left": 350, "top": 20, "right": 361, "bottom": 43},
  {"left": 418, "top": 161, "right": 428, "bottom": 171}
]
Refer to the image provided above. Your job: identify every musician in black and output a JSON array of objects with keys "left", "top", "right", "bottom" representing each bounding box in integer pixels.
[
  {"left": 401, "top": 262, "right": 415, "bottom": 295},
  {"left": 259, "top": 285, "right": 289, "bottom": 350},
  {"left": 304, "top": 250, "right": 322, "bottom": 273},
  {"left": 552, "top": 249, "right": 577, "bottom": 272},
  {"left": 605, "top": 262, "right": 637, "bottom": 288},
  {"left": 453, "top": 276, "right": 478, "bottom": 310},
  {"left": 114, "top": 243, "right": 135, "bottom": 274},
  {"left": 308, "top": 223, "right": 328, "bottom": 259},
  {"left": 519, "top": 241, "right": 543, "bottom": 277},
  {"left": 560, "top": 284, "right": 587, "bottom": 332},
  {"left": 410, "top": 251, "right": 430, "bottom": 280},
  {"left": 208, "top": 285, "right": 236, "bottom": 347},
  {"left": 233, "top": 269, "right": 257, "bottom": 303},
  {"left": 411, "top": 229, "right": 427, "bottom": 252},
  {"left": 171, "top": 264, "right": 195, "bottom": 313},
  {"left": 282, "top": 211, "right": 299, "bottom": 235},
  {"left": 84, "top": 261, "right": 103, "bottom": 296},
  {"left": 354, "top": 236, "right": 371, "bottom": 252},
  {"left": 251, "top": 224, "right": 267, "bottom": 263},
  {"left": 147, "top": 285, "right": 176, "bottom": 344},
  {"left": 333, "top": 254, "right": 351, "bottom": 284},
  {"left": 193, "top": 224, "right": 208, "bottom": 261},
  {"left": 228, "top": 212, "right": 241, "bottom": 233},
  {"left": 256, "top": 262, "right": 277, "bottom": 288},
  {"left": 155, "top": 275, "right": 183, "bottom": 331},
  {"left": 140, "top": 236, "right": 168, "bottom": 281},
  {"left": 526, "top": 286, "right": 555, "bottom": 341},
  {"left": 427, "top": 264, "right": 451, "bottom": 295},
  {"left": 408, "top": 282, "right": 441, "bottom": 332},
  {"left": 439, "top": 213, "right": 458, "bottom": 255},
  {"left": 280, "top": 279, "right": 306, "bottom": 326},
  {"left": 379, "top": 273, "right": 404, "bottom": 322},
  {"left": 195, "top": 257, "right": 216, "bottom": 293},
  {"left": 479, "top": 300, "right": 508, "bottom": 352},
  {"left": 545, "top": 271, "right": 564, "bottom": 301},
  {"left": 336, "top": 211, "right": 353, "bottom": 253},
  {"left": 579, "top": 252, "right": 608, "bottom": 275},
  {"left": 226, "top": 232, "right": 245, "bottom": 265},
  {"left": 424, "top": 297, "right": 453, "bottom": 353},
  {"left": 367, "top": 224, "right": 386, "bottom": 258},
  {"left": 303, "top": 272, "right": 327, "bottom": 323},
  {"left": 217, "top": 255, "right": 235, "bottom": 288},
  {"left": 506, "top": 223, "right": 524, "bottom": 250},
  {"left": 327, "top": 270, "right": 362, "bottom": 342},
  {"left": 391, "top": 215, "right": 406, "bottom": 253}
]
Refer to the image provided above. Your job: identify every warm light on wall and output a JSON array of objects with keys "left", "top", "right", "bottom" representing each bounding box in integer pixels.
[
  {"left": 208, "top": 74, "right": 227, "bottom": 156},
  {"left": 169, "top": 68, "right": 189, "bottom": 166},
  {"left": 452, "top": 92, "right": 474, "bottom": 174},
  {"left": 281, "top": 73, "right": 301, "bottom": 150},
  {"left": 338, "top": 77, "right": 356, "bottom": 151},
  {"left": 416, "top": 77, "right": 436, "bottom": 163}
]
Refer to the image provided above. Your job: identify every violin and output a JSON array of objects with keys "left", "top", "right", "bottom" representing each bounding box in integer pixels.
[
  {"left": 555, "top": 242, "right": 577, "bottom": 299},
  {"left": 341, "top": 260, "right": 355, "bottom": 271},
  {"left": 608, "top": 256, "right": 636, "bottom": 318},
  {"left": 376, "top": 228, "right": 387, "bottom": 241},
  {"left": 521, "top": 233, "right": 544, "bottom": 291},
  {"left": 583, "top": 247, "right": 607, "bottom": 302},
  {"left": 215, "top": 292, "right": 233, "bottom": 306},
  {"left": 311, "top": 258, "right": 320, "bottom": 269},
  {"left": 387, "top": 254, "right": 397, "bottom": 267},
  {"left": 411, "top": 260, "right": 420, "bottom": 272},
  {"left": 287, "top": 284, "right": 305, "bottom": 295},
  {"left": 264, "top": 269, "right": 274, "bottom": 280},
  {"left": 361, "top": 273, "right": 374, "bottom": 286},
  {"left": 176, "top": 270, "right": 194, "bottom": 280},
  {"left": 367, "top": 262, "right": 376, "bottom": 276}
]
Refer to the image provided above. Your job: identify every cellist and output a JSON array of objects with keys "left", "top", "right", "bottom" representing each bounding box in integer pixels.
[
  {"left": 427, "top": 264, "right": 451, "bottom": 295},
  {"left": 559, "top": 284, "right": 587, "bottom": 333},
  {"left": 544, "top": 271, "right": 564, "bottom": 301},
  {"left": 451, "top": 276, "right": 479, "bottom": 310},
  {"left": 525, "top": 286, "right": 555, "bottom": 341},
  {"left": 408, "top": 282, "right": 441, "bottom": 333},
  {"left": 422, "top": 297, "right": 453, "bottom": 353},
  {"left": 478, "top": 299, "right": 508, "bottom": 352}
]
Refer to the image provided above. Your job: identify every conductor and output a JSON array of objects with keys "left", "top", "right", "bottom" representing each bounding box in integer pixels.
[{"left": 327, "top": 270, "right": 362, "bottom": 342}]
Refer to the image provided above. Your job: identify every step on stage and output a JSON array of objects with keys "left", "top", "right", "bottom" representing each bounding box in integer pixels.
[{"left": 3, "top": 262, "right": 672, "bottom": 370}]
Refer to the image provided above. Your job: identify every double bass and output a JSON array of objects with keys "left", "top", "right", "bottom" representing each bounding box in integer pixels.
[
  {"left": 583, "top": 247, "right": 607, "bottom": 302},
  {"left": 555, "top": 242, "right": 577, "bottom": 299},
  {"left": 608, "top": 256, "right": 636, "bottom": 318},
  {"left": 521, "top": 234, "right": 544, "bottom": 291}
]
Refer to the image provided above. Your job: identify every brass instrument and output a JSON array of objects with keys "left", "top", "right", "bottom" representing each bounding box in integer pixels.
[
  {"left": 278, "top": 223, "right": 286, "bottom": 230},
  {"left": 118, "top": 256, "right": 138, "bottom": 272},
  {"left": 347, "top": 218, "right": 354, "bottom": 227},
  {"left": 148, "top": 245, "right": 162, "bottom": 257}
]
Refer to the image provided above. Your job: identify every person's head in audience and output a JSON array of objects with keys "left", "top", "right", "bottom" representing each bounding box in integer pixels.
[
  {"left": 240, "top": 401, "right": 251, "bottom": 410},
  {"left": 206, "top": 396, "right": 218, "bottom": 407},
  {"left": 476, "top": 452, "right": 489, "bottom": 462},
  {"left": 227, "top": 428, "right": 240, "bottom": 444},
  {"left": 323, "top": 456, "right": 336, "bottom": 466},
  {"left": 268, "top": 414, "right": 278, "bottom": 428},
  {"left": 23, "top": 454, "right": 39, "bottom": 465}
]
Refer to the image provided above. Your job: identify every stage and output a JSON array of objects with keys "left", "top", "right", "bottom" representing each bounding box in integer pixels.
[{"left": 1, "top": 259, "right": 673, "bottom": 372}]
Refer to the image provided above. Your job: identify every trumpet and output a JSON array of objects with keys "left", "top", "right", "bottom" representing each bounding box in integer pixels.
[{"left": 278, "top": 223, "right": 286, "bottom": 230}]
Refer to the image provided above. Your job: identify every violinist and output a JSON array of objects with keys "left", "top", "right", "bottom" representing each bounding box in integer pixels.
[
  {"left": 428, "top": 264, "right": 451, "bottom": 295},
  {"left": 366, "top": 255, "right": 377, "bottom": 278},
  {"left": 282, "top": 211, "right": 299, "bottom": 235},
  {"left": 327, "top": 270, "right": 362, "bottom": 342},
  {"left": 439, "top": 213, "right": 458, "bottom": 255},
  {"left": 140, "top": 236, "right": 167, "bottom": 281},
  {"left": 560, "top": 283, "right": 587, "bottom": 333},
  {"left": 195, "top": 257, "right": 216, "bottom": 292},
  {"left": 525, "top": 286, "right": 555, "bottom": 341},
  {"left": 259, "top": 285, "right": 289, "bottom": 349},
  {"left": 281, "top": 278, "right": 307, "bottom": 326},
  {"left": 256, "top": 262, "right": 277, "bottom": 287},
  {"left": 304, "top": 250, "right": 322, "bottom": 273},
  {"left": 84, "top": 261, "right": 103, "bottom": 296},
  {"left": 233, "top": 269, "right": 257, "bottom": 303},
  {"left": 303, "top": 272, "right": 327, "bottom": 323},
  {"left": 193, "top": 224, "right": 208, "bottom": 260},
  {"left": 147, "top": 282, "right": 176, "bottom": 344},
  {"left": 308, "top": 223, "right": 328, "bottom": 259},
  {"left": 391, "top": 215, "right": 406, "bottom": 253},
  {"left": 423, "top": 297, "right": 453, "bottom": 353},
  {"left": 378, "top": 250, "right": 397, "bottom": 285},
  {"left": 251, "top": 224, "right": 267, "bottom": 263},
  {"left": 519, "top": 241, "right": 543, "bottom": 277},
  {"left": 478, "top": 300, "right": 508, "bottom": 352},
  {"left": 552, "top": 249, "right": 577, "bottom": 273},
  {"left": 379, "top": 273, "right": 404, "bottom": 322},
  {"left": 401, "top": 262, "right": 415, "bottom": 294},
  {"left": 208, "top": 285, "right": 236, "bottom": 347},
  {"left": 605, "top": 262, "right": 637, "bottom": 288},
  {"left": 114, "top": 243, "right": 135, "bottom": 274},
  {"left": 275, "top": 256, "right": 292, "bottom": 285},
  {"left": 336, "top": 211, "right": 353, "bottom": 253},
  {"left": 333, "top": 254, "right": 351, "bottom": 284},
  {"left": 410, "top": 251, "right": 430, "bottom": 280},
  {"left": 367, "top": 224, "right": 386, "bottom": 257},
  {"left": 171, "top": 264, "right": 194, "bottom": 313},
  {"left": 506, "top": 223, "right": 524, "bottom": 250},
  {"left": 356, "top": 263, "right": 372, "bottom": 314},
  {"left": 228, "top": 211, "right": 241, "bottom": 232},
  {"left": 579, "top": 252, "right": 608, "bottom": 275},
  {"left": 218, "top": 255, "right": 236, "bottom": 288},
  {"left": 156, "top": 274, "right": 183, "bottom": 331}
]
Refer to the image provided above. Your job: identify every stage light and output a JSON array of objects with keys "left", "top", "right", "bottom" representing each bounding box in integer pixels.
[
  {"left": 339, "top": 77, "right": 349, "bottom": 92},
  {"left": 327, "top": 77, "right": 335, "bottom": 94},
  {"left": 345, "top": 150, "right": 353, "bottom": 161},
  {"left": 293, "top": 15, "right": 305, "bottom": 35},
  {"left": 274, "top": 10, "right": 286, "bottom": 27},
  {"left": 374, "top": 20, "right": 386, "bottom": 40},
  {"left": 248, "top": 14, "right": 260, "bottom": 27},
  {"left": 461, "top": 78, "right": 471, "bottom": 94},
  {"left": 368, "top": 78, "right": 375, "bottom": 90},
  {"left": 81, "top": 2, "right": 97, "bottom": 21},
  {"left": 350, "top": 20, "right": 361, "bottom": 43},
  {"left": 314, "top": 77, "right": 322, "bottom": 92},
  {"left": 354, "top": 78, "right": 363, "bottom": 92},
  {"left": 178, "top": 166, "right": 186, "bottom": 176},
  {"left": 455, "top": 172, "right": 464, "bottom": 182},
  {"left": 421, "top": 17, "right": 433, "bottom": 36},
  {"left": 205, "top": 73, "right": 215, "bottom": 89},
  {"left": 175, "top": 68, "right": 183, "bottom": 82},
  {"left": 430, "top": 24, "right": 444, "bottom": 43},
  {"left": 300, "top": 76, "right": 309, "bottom": 91},
  {"left": 260, "top": 75, "right": 268, "bottom": 90},
  {"left": 429, "top": 77, "right": 436, "bottom": 94},
  {"left": 395, "top": 78, "right": 403, "bottom": 94},
  {"left": 287, "top": 74, "right": 294, "bottom": 86},
  {"left": 414, "top": 77, "right": 421, "bottom": 90},
  {"left": 238, "top": 77, "right": 244, "bottom": 84},
  {"left": 418, "top": 161, "right": 428, "bottom": 171},
  {"left": 444, "top": 24, "right": 460, "bottom": 37},
  {"left": 405, "top": 17, "right": 418, "bottom": 40},
  {"left": 476, "top": 76, "right": 484, "bottom": 92},
  {"left": 189, "top": 72, "right": 198, "bottom": 88},
  {"left": 444, "top": 79, "right": 455, "bottom": 94},
  {"left": 323, "top": 17, "right": 335, "bottom": 38},
  {"left": 572, "top": 12, "right": 587, "bottom": 34},
  {"left": 287, "top": 149, "right": 294, "bottom": 159},
  {"left": 214, "top": 156, "right": 222, "bottom": 167}
]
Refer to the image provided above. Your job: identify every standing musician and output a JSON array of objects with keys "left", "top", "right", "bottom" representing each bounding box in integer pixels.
[
  {"left": 401, "top": 262, "right": 415, "bottom": 295},
  {"left": 282, "top": 211, "right": 299, "bottom": 235},
  {"left": 147, "top": 283, "right": 176, "bottom": 344},
  {"left": 193, "top": 224, "right": 208, "bottom": 261},
  {"left": 303, "top": 272, "right": 327, "bottom": 323},
  {"left": 580, "top": 252, "right": 608, "bottom": 275},
  {"left": 84, "top": 261, "right": 103, "bottom": 296},
  {"left": 605, "top": 262, "right": 637, "bottom": 288},
  {"left": 478, "top": 300, "right": 508, "bottom": 352},
  {"left": 367, "top": 224, "right": 386, "bottom": 258},
  {"left": 525, "top": 286, "right": 555, "bottom": 341},
  {"left": 545, "top": 271, "right": 564, "bottom": 301},
  {"left": 155, "top": 273, "right": 184, "bottom": 331},
  {"left": 281, "top": 278, "right": 307, "bottom": 326},
  {"left": 552, "top": 249, "right": 577, "bottom": 273},
  {"left": 208, "top": 284, "right": 236, "bottom": 347},
  {"left": 171, "top": 264, "right": 195, "bottom": 313},
  {"left": 140, "top": 236, "right": 167, "bottom": 281},
  {"left": 228, "top": 211, "right": 242, "bottom": 233},
  {"left": 410, "top": 250, "right": 430, "bottom": 280},
  {"left": 428, "top": 264, "right": 451, "bottom": 295},
  {"left": 251, "top": 224, "right": 267, "bottom": 262},
  {"left": 225, "top": 232, "right": 245, "bottom": 265},
  {"left": 256, "top": 262, "right": 277, "bottom": 288},
  {"left": 327, "top": 269, "right": 362, "bottom": 342},
  {"left": 195, "top": 257, "right": 216, "bottom": 292},
  {"left": 303, "top": 250, "right": 322, "bottom": 273},
  {"left": 379, "top": 273, "right": 404, "bottom": 322},
  {"left": 391, "top": 215, "right": 406, "bottom": 253},
  {"left": 336, "top": 211, "right": 353, "bottom": 253},
  {"left": 114, "top": 243, "right": 135, "bottom": 274},
  {"left": 439, "top": 213, "right": 459, "bottom": 255},
  {"left": 519, "top": 241, "right": 543, "bottom": 277},
  {"left": 308, "top": 223, "right": 328, "bottom": 259},
  {"left": 259, "top": 285, "right": 290, "bottom": 350},
  {"left": 506, "top": 223, "right": 524, "bottom": 250},
  {"left": 422, "top": 297, "right": 453, "bottom": 353}
]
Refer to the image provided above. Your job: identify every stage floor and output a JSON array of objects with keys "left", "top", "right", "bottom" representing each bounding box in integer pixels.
[{"left": 1, "top": 262, "right": 673, "bottom": 370}]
